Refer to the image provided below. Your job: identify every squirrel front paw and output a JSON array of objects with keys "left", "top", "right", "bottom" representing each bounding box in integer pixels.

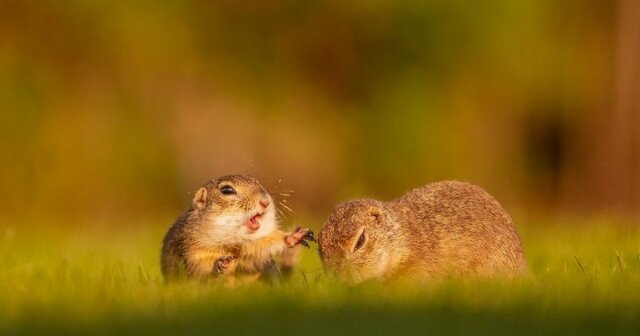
[
  {"left": 285, "top": 227, "right": 316, "bottom": 248},
  {"left": 214, "top": 255, "right": 237, "bottom": 275}
]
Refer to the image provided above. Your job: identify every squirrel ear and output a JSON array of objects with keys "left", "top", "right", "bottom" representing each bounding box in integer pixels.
[
  {"left": 369, "top": 206, "right": 383, "bottom": 219},
  {"left": 193, "top": 187, "right": 207, "bottom": 210}
]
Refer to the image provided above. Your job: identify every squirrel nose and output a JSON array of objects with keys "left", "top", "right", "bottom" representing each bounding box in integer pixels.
[{"left": 259, "top": 198, "right": 271, "bottom": 208}]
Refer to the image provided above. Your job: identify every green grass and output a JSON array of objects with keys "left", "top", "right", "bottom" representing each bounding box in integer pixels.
[{"left": 1, "top": 217, "right": 640, "bottom": 335}]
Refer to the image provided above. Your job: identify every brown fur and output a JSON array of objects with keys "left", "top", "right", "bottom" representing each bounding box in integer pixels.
[
  {"left": 161, "top": 175, "right": 311, "bottom": 283},
  {"left": 318, "top": 181, "right": 527, "bottom": 283}
]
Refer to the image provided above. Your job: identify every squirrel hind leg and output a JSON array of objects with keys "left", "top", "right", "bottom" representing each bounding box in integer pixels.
[
  {"left": 161, "top": 245, "right": 184, "bottom": 283},
  {"left": 259, "top": 259, "right": 283, "bottom": 285},
  {"left": 277, "top": 246, "right": 300, "bottom": 278}
]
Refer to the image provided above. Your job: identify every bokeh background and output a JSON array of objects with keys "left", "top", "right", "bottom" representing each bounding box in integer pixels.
[{"left": 1, "top": 0, "right": 639, "bottom": 226}]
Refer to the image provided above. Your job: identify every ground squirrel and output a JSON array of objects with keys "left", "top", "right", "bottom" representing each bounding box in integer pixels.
[
  {"left": 161, "top": 175, "right": 314, "bottom": 282},
  {"left": 318, "top": 181, "right": 526, "bottom": 283}
]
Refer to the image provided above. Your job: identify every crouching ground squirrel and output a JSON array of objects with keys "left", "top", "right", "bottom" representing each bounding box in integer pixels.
[
  {"left": 318, "top": 181, "right": 526, "bottom": 283},
  {"left": 161, "top": 175, "right": 314, "bottom": 282}
]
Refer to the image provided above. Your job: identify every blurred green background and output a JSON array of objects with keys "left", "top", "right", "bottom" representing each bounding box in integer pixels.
[
  {"left": 1, "top": 0, "right": 639, "bottom": 223},
  {"left": 2, "top": 1, "right": 640, "bottom": 335}
]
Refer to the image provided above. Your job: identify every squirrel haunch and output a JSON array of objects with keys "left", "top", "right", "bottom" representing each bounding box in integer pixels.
[{"left": 318, "top": 181, "right": 526, "bottom": 283}]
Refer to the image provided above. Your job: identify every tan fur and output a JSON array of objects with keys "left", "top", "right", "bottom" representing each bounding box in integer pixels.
[
  {"left": 318, "top": 181, "right": 527, "bottom": 283},
  {"left": 161, "top": 175, "right": 310, "bottom": 282}
]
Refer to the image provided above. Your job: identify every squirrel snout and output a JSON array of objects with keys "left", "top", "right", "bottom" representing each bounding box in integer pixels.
[{"left": 259, "top": 198, "right": 271, "bottom": 208}]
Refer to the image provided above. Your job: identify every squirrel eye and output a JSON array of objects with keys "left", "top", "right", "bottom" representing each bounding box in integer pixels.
[
  {"left": 219, "top": 185, "right": 236, "bottom": 195},
  {"left": 354, "top": 231, "right": 366, "bottom": 252}
]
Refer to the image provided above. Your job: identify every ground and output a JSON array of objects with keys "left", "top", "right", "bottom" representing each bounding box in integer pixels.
[{"left": 1, "top": 216, "right": 639, "bottom": 335}]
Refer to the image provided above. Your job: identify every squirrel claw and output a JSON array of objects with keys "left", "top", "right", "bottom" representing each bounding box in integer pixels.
[
  {"left": 214, "top": 255, "right": 236, "bottom": 275},
  {"left": 286, "top": 227, "right": 315, "bottom": 247},
  {"left": 303, "top": 229, "right": 315, "bottom": 242}
]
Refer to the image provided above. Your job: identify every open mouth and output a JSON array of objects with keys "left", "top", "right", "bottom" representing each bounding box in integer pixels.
[{"left": 246, "top": 212, "right": 263, "bottom": 231}]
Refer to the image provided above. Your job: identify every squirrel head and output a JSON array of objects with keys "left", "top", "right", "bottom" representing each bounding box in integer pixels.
[
  {"left": 318, "top": 200, "right": 403, "bottom": 283},
  {"left": 191, "top": 175, "right": 277, "bottom": 244}
]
